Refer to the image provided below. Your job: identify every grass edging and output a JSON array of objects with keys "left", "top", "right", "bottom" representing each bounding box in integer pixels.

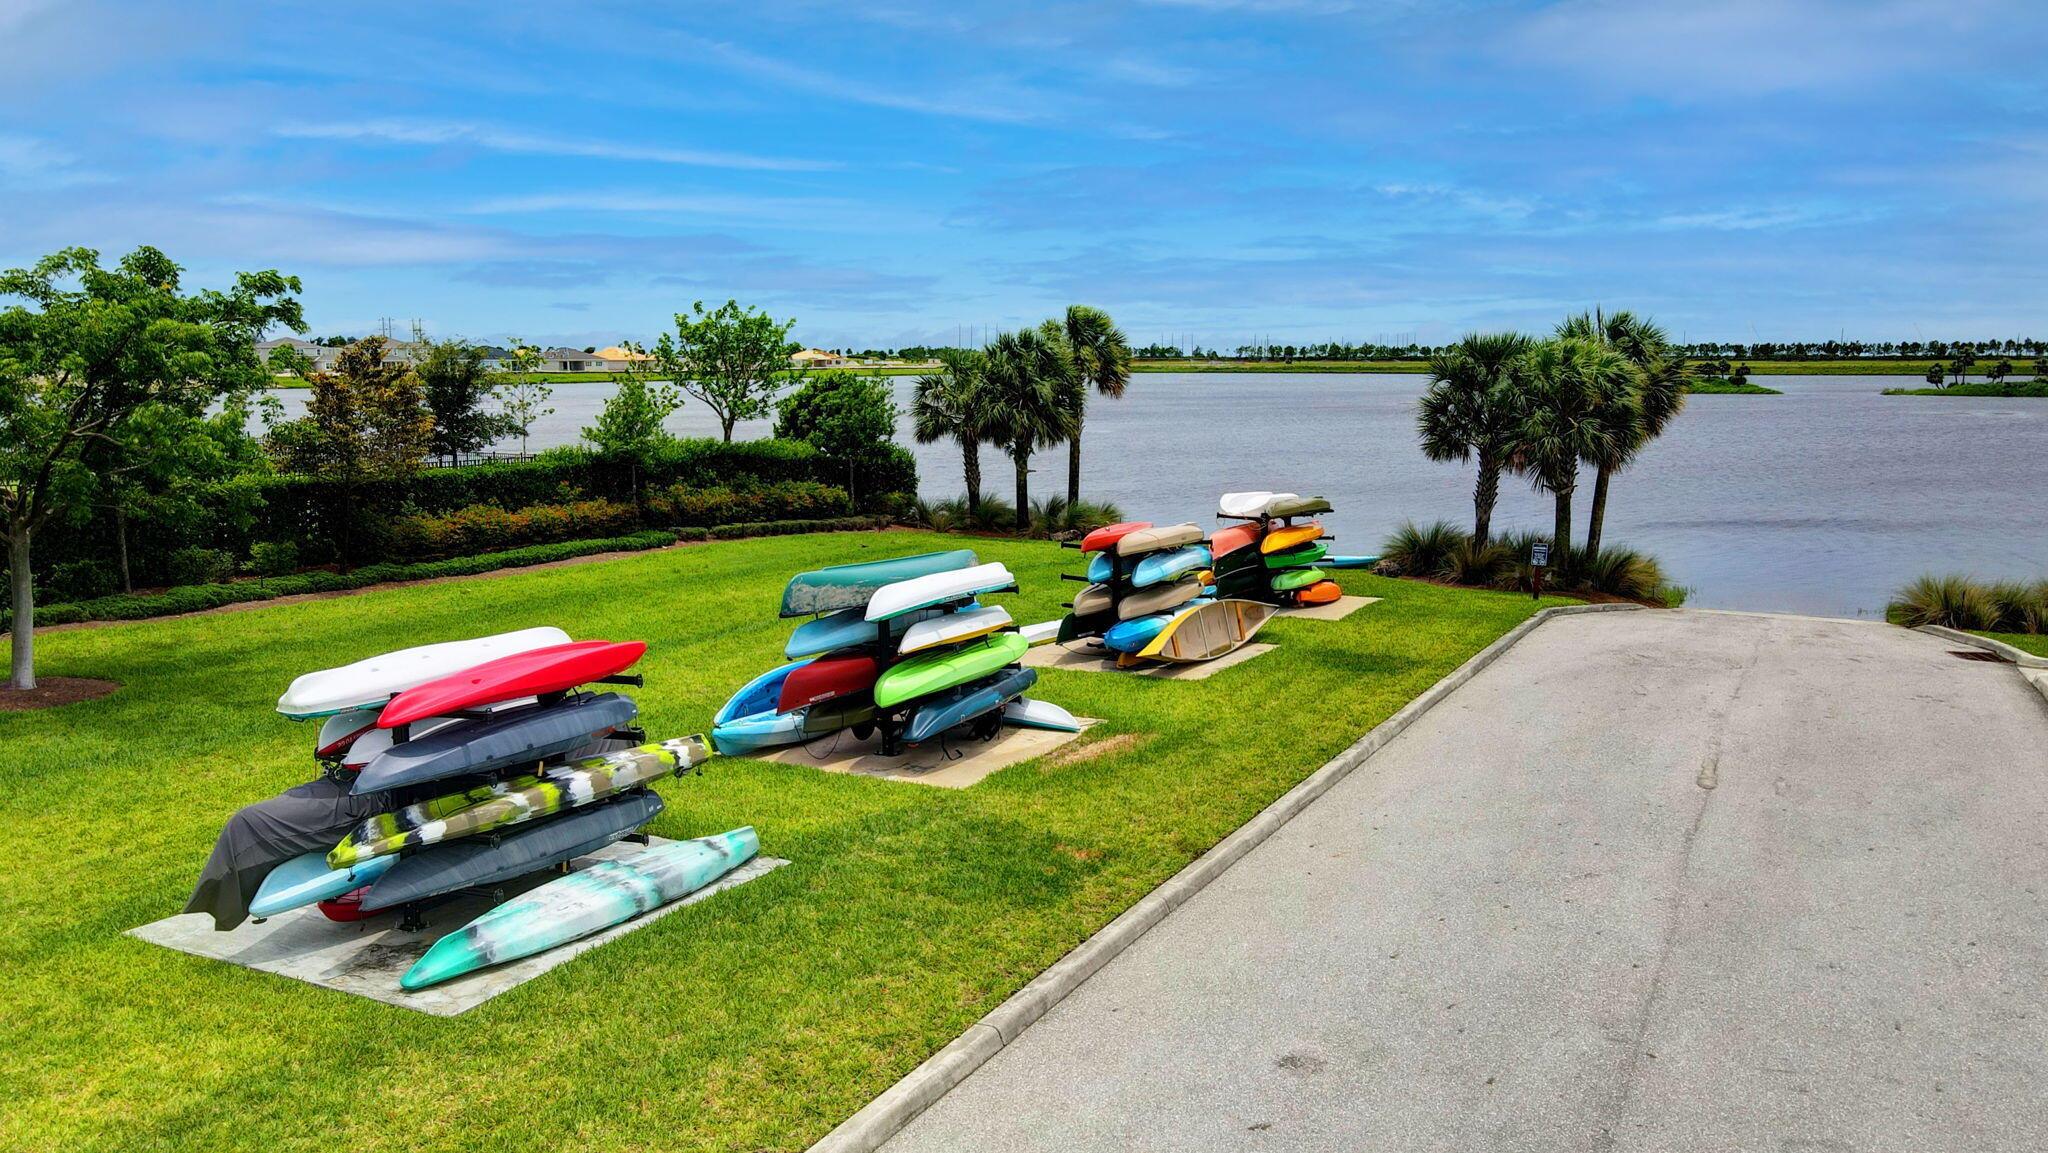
[
  {"left": 808, "top": 602, "right": 1644, "bottom": 1153},
  {"left": 1914, "top": 624, "right": 2048, "bottom": 668}
]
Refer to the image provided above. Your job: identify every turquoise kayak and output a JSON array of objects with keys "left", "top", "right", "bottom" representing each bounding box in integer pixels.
[
  {"left": 1132, "top": 545, "right": 1211, "bottom": 589},
  {"left": 249, "top": 851, "right": 396, "bottom": 919},
  {"left": 712, "top": 662, "right": 810, "bottom": 753},
  {"left": 1322, "top": 554, "right": 1380, "bottom": 569},
  {"left": 784, "top": 603, "right": 961, "bottom": 660},
  {"left": 1086, "top": 552, "right": 1114, "bottom": 583},
  {"left": 1104, "top": 599, "right": 1213, "bottom": 653},
  {"left": 402, "top": 827, "right": 759, "bottom": 989},
  {"left": 780, "top": 550, "right": 978, "bottom": 618}
]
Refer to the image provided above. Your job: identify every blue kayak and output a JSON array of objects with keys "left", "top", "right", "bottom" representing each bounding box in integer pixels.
[
  {"left": 1104, "top": 598, "right": 1213, "bottom": 652},
  {"left": 1132, "top": 545, "right": 1211, "bottom": 589},
  {"left": 1085, "top": 553, "right": 1114, "bottom": 583},
  {"left": 249, "top": 851, "right": 396, "bottom": 918},
  {"left": 711, "top": 662, "right": 810, "bottom": 753},
  {"left": 905, "top": 667, "right": 1037, "bottom": 746},
  {"left": 785, "top": 603, "right": 965, "bottom": 660}
]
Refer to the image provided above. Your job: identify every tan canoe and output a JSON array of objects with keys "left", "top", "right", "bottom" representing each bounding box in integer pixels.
[
  {"left": 1116, "top": 522, "right": 1204, "bottom": 557},
  {"left": 1139, "top": 598, "right": 1277, "bottom": 662}
]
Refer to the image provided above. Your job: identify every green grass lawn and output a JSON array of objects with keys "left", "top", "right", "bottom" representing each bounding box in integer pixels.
[
  {"left": 0, "top": 531, "right": 1563, "bottom": 1152},
  {"left": 1975, "top": 630, "right": 2048, "bottom": 657}
]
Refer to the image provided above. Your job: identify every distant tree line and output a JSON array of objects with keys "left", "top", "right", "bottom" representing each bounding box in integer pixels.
[{"left": 1116, "top": 337, "right": 2048, "bottom": 362}]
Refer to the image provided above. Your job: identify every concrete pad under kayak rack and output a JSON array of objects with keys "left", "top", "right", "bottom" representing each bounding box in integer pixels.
[
  {"left": 751, "top": 718, "right": 1101, "bottom": 788},
  {"left": 128, "top": 837, "right": 789, "bottom": 1016},
  {"left": 1278, "top": 594, "right": 1379, "bottom": 622},
  {"left": 1021, "top": 641, "right": 1276, "bottom": 681}
]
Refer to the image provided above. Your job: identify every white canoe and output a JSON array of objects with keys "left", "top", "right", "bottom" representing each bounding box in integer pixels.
[
  {"left": 1218, "top": 491, "right": 1298, "bottom": 518},
  {"left": 277, "top": 626, "right": 572, "bottom": 718},
  {"left": 899, "top": 605, "right": 1014, "bottom": 656},
  {"left": 865, "top": 562, "right": 1015, "bottom": 622}
]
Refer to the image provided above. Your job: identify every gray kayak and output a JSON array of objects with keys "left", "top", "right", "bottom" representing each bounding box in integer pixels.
[
  {"left": 359, "top": 789, "right": 664, "bottom": 911},
  {"left": 352, "top": 692, "right": 638, "bottom": 795}
]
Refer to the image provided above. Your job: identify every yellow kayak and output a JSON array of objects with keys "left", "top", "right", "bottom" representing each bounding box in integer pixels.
[{"left": 1260, "top": 521, "right": 1324, "bottom": 554}]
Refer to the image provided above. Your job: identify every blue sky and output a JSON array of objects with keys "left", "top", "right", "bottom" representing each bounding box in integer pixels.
[{"left": 3, "top": 0, "right": 2044, "bottom": 350}]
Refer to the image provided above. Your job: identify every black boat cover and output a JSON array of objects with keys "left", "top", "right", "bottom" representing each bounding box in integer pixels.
[{"left": 183, "top": 774, "right": 392, "bottom": 931}]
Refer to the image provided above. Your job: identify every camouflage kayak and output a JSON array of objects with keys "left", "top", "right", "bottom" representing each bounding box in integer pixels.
[
  {"left": 327, "top": 737, "right": 709, "bottom": 869},
  {"left": 401, "top": 826, "right": 759, "bottom": 989}
]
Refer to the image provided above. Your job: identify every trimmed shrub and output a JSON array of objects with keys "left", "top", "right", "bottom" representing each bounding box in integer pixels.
[
  {"left": 167, "top": 547, "right": 238, "bottom": 586},
  {"left": 388, "top": 499, "right": 640, "bottom": 560},
  {"left": 649, "top": 480, "right": 852, "bottom": 529},
  {"left": 705, "top": 516, "right": 890, "bottom": 540},
  {"left": 244, "top": 539, "right": 300, "bottom": 577}
]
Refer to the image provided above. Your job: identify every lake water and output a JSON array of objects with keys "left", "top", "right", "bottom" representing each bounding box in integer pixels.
[{"left": 260, "top": 374, "right": 2048, "bottom": 618}]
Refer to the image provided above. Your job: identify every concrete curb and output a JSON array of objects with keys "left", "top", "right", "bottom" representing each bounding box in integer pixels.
[
  {"left": 807, "top": 601, "right": 1642, "bottom": 1153},
  {"left": 1915, "top": 624, "right": 2048, "bottom": 668}
]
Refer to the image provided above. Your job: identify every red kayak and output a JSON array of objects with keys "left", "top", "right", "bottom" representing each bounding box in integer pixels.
[
  {"left": 378, "top": 640, "right": 646, "bottom": 728},
  {"left": 777, "top": 654, "right": 880, "bottom": 712},
  {"left": 1210, "top": 523, "right": 1259, "bottom": 560},
  {"left": 1080, "top": 521, "right": 1153, "bottom": 553}
]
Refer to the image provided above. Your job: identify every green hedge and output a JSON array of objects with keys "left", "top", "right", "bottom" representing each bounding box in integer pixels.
[
  {"left": 673, "top": 515, "right": 892, "bottom": 541},
  {"left": 389, "top": 498, "right": 642, "bottom": 561},
  {"left": 7, "top": 531, "right": 678, "bottom": 630},
  {"left": 651, "top": 480, "right": 852, "bottom": 528}
]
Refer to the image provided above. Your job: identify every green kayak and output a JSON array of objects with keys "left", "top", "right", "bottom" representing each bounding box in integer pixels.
[
  {"left": 780, "top": 549, "right": 978, "bottom": 618},
  {"left": 1264, "top": 496, "right": 1332, "bottom": 519},
  {"left": 1264, "top": 541, "right": 1328, "bottom": 569},
  {"left": 1271, "top": 566, "right": 1329, "bottom": 592},
  {"left": 874, "top": 631, "right": 1027, "bottom": 708}
]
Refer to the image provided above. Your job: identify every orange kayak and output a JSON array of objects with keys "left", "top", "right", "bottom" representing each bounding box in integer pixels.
[
  {"left": 1211, "top": 523, "right": 1259, "bottom": 559},
  {"left": 1293, "top": 579, "right": 1343, "bottom": 606},
  {"left": 1080, "top": 521, "right": 1152, "bottom": 553},
  {"left": 1260, "top": 521, "right": 1324, "bottom": 554}
]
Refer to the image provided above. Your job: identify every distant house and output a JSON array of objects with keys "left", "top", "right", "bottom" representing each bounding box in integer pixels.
[
  {"left": 790, "top": 348, "right": 843, "bottom": 368},
  {"left": 540, "top": 347, "right": 601, "bottom": 372},
  {"left": 256, "top": 337, "right": 340, "bottom": 373},
  {"left": 593, "top": 345, "right": 655, "bottom": 373}
]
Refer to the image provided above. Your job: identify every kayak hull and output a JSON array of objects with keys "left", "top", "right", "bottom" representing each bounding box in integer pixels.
[
  {"left": 361, "top": 790, "right": 665, "bottom": 912},
  {"left": 1079, "top": 522, "right": 1151, "bottom": 552},
  {"left": 400, "top": 827, "right": 760, "bottom": 990},
  {"left": 865, "top": 562, "right": 1015, "bottom": 622},
  {"left": 1131, "top": 545, "right": 1211, "bottom": 589},
  {"left": 1002, "top": 697, "right": 1082, "bottom": 732},
  {"left": 874, "top": 632, "right": 1029, "bottom": 708},
  {"left": 249, "top": 852, "right": 396, "bottom": 919},
  {"left": 1137, "top": 599, "right": 1277, "bottom": 662},
  {"left": 278, "top": 627, "right": 572, "bottom": 719},
  {"left": 781, "top": 550, "right": 977, "bottom": 617},
  {"left": 353, "top": 691, "right": 637, "bottom": 794},
  {"left": 905, "top": 667, "right": 1037, "bottom": 745},
  {"left": 380, "top": 641, "right": 646, "bottom": 728}
]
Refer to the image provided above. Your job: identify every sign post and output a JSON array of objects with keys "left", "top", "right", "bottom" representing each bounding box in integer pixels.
[{"left": 1529, "top": 541, "right": 1550, "bottom": 600}]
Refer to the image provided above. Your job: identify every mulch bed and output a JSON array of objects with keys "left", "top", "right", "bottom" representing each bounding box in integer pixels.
[{"left": 0, "top": 677, "right": 121, "bottom": 711}]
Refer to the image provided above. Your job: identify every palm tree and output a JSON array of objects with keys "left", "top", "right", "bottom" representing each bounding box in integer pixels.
[
  {"left": 1054, "top": 305, "right": 1131, "bottom": 504},
  {"left": 1557, "top": 309, "right": 1687, "bottom": 557},
  {"left": 980, "top": 328, "right": 1077, "bottom": 515},
  {"left": 911, "top": 348, "right": 990, "bottom": 507},
  {"left": 1512, "top": 337, "right": 1629, "bottom": 571},
  {"left": 1417, "top": 332, "right": 1531, "bottom": 549}
]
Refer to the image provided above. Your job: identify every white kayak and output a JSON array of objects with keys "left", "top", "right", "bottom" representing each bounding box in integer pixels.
[
  {"left": 1218, "top": 491, "right": 1298, "bottom": 518},
  {"left": 1003, "top": 698, "right": 1082, "bottom": 732},
  {"left": 865, "top": 562, "right": 1016, "bottom": 622},
  {"left": 899, "top": 605, "right": 1014, "bottom": 656},
  {"left": 1019, "top": 620, "right": 1062, "bottom": 646},
  {"left": 276, "top": 627, "right": 571, "bottom": 719}
]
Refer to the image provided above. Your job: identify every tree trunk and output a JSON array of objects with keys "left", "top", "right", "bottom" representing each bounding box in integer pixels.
[
  {"left": 962, "top": 439, "right": 982, "bottom": 508},
  {"left": 1066, "top": 412, "right": 1083, "bottom": 506},
  {"left": 115, "top": 506, "right": 133, "bottom": 593},
  {"left": 721, "top": 413, "right": 737, "bottom": 442},
  {"left": 8, "top": 527, "right": 33, "bottom": 691},
  {"left": 1551, "top": 482, "right": 1574, "bottom": 574},
  {"left": 1583, "top": 463, "right": 1612, "bottom": 560},
  {"left": 1473, "top": 451, "right": 1500, "bottom": 550},
  {"left": 1013, "top": 444, "right": 1030, "bottom": 521}
]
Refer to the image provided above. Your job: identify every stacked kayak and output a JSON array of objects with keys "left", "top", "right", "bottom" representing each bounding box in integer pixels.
[
  {"left": 1052, "top": 521, "right": 1275, "bottom": 667},
  {"left": 1212, "top": 491, "right": 1346, "bottom": 607},
  {"left": 210, "top": 629, "right": 715, "bottom": 933},
  {"left": 715, "top": 550, "right": 1078, "bottom": 756}
]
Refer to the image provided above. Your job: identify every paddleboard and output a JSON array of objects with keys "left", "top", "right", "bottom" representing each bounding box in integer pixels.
[
  {"left": 780, "top": 550, "right": 978, "bottom": 618},
  {"left": 1118, "top": 575, "right": 1203, "bottom": 620},
  {"left": 379, "top": 641, "right": 646, "bottom": 728},
  {"left": 331, "top": 737, "right": 708, "bottom": 868},
  {"left": 1131, "top": 544, "right": 1211, "bottom": 588},
  {"left": 353, "top": 691, "right": 637, "bottom": 794},
  {"left": 1079, "top": 521, "right": 1151, "bottom": 552},
  {"left": 874, "top": 632, "right": 1029, "bottom": 708},
  {"left": 1260, "top": 522, "right": 1324, "bottom": 554},
  {"left": 904, "top": 667, "right": 1037, "bottom": 745},
  {"left": 360, "top": 790, "right": 665, "bottom": 912},
  {"left": 1137, "top": 598, "right": 1276, "bottom": 662},
  {"left": 248, "top": 851, "right": 396, "bottom": 919},
  {"left": 277, "top": 627, "right": 572, "bottom": 719},
  {"left": 401, "top": 827, "right": 758, "bottom": 990},
  {"left": 1115, "top": 523, "right": 1202, "bottom": 557},
  {"left": 776, "top": 655, "right": 879, "bottom": 712},
  {"left": 1002, "top": 697, "right": 1082, "bottom": 732},
  {"left": 865, "top": 562, "right": 1015, "bottom": 622},
  {"left": 899, "top": 605, "right": 1013, "bottom": 656}
]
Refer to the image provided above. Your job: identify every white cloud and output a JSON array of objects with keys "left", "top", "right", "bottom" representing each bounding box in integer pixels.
[
  {"left": 693, "top": 38, "right": 1052, "bottom": 124},
  {"left": 271, "top": 119, "right": 836, "bottom": 172}
]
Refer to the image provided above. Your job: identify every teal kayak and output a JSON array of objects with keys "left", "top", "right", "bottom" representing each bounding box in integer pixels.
[
  {"left": 402, "top": 827, "right": 758, "bottom": 989},
  {"left": 874, "top": 632, "right": 1028, "bottom": 708},
  {"left": 1132, "top": 545, "right": 1211, "bottom": 589},
  {"left": 780, "top": 550, "right": 977, "bottom": 617}
]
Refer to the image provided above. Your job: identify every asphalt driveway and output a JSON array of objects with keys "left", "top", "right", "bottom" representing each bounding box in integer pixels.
[{"left": 881, "top": 610, "right": 2048, "bottom": 1152}]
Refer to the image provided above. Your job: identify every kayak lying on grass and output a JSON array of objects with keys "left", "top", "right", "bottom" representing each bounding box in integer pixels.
[{"left": 401, "top": 826, "right": 759, "bottom": 990}]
